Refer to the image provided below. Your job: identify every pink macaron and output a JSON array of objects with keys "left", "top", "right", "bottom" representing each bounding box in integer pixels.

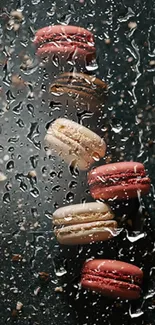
[
  {"left": 34, "top": 25, "right": 96, "bottom": 63},
  {"left": 81, "top": 259, "right": 143, "bottom": 300},
  {"left": 88, "top": 161, "right": 151, "bottom": 200}
]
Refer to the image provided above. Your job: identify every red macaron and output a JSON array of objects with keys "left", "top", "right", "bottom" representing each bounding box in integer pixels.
[
  {"left": 81, "top": 259, "right": 143, "bottom": 300},
  {"left": 34, "top": 25, "right": 96, "bottom": 63},
  {"left": 88, "top": 161, "right": 150, "bottom": 200}
]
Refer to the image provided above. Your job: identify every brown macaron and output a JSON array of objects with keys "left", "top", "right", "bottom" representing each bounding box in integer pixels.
[{"left": 49, "top": 72, "right": 108, "bottom": 111}]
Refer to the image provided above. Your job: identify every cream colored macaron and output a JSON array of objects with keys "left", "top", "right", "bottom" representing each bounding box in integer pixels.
[
  {"left": 53, "top": 202, "right": 118, "bottom": 245},
  {"left": 44, "top": 118, "right": 106, "bottom": 170}
]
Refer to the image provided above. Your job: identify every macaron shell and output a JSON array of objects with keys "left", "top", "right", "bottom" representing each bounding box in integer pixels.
[
  {"left": 88, "top": 162, "right": 146, "bottom": 177},
  {"left": 55, "top": 220, "right": 118, "bottom": 245},
  {"left": 81, "top": 276, "right": 141, "bottom": 300},
  {"left": 82, "top": 259, "right": 143, "bottom": 280},
  {"left": 34, "top": 25, "right": 95, "bottom": 45},
  {"left": 45, "top": 132, "right": 91, "bottom": 170},
  {"left": 53, "top": 202, "right": 114, "bottom": 225}
]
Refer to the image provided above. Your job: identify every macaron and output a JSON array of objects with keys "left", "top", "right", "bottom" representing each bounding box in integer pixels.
[
  {"left": 45, "top": 118, "right": 106, "bottom": 170},
  {"left": 49, "top": 72, "right": 108, "bottom": 111},
  {"left": 88, "top": 161, "right": 150, "bottom": 200},
  {"left": 81, "top": 259, "right": 143, "bottom": 300},
  {"left": 34, "top": 25, "right": 96, "bottom": 63},
  {"left": 53, "top": 202, "right": 118, "bottom": 245}
]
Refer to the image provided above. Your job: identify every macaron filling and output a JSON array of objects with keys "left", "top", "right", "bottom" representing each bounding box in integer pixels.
[
  {"left": 88, "top": 171, "right": 150, "bottom": 188},
  {"left": 50, "top": 83, "right": 107, "bottom": 99},
  {"left": 53, "top": 211, "right": 114, "bottom": 226},
  {"left": 82, "top": 268, "right": 142, "bottom": 285},
  {"left": 81, "top": 274, "right": 141, "bottom": 292},
  {"left": 34, "top": 34, "right": 94, "bottom": 47},
  {"left": 54, "top": 220, "right": 117, "bottom": 235}
]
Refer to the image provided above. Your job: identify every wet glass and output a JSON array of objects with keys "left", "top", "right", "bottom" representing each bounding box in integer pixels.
[{"left": 0, "top": 0, "right": 155, "bottom": 324}]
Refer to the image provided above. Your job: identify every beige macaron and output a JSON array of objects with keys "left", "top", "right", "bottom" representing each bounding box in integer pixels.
[
  {"left": 44, "top": 118, "right": 106, "bottom": 170},
  {"left": 53, "top": 202, "right": 118, "bottom": 245}
]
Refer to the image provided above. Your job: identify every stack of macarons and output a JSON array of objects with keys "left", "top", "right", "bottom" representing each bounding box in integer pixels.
[{"left": 33, "top": 25, "right": 151, "bottom": 301}]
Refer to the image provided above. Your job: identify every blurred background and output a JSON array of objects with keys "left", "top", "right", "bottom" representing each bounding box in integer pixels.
[{"left": 0, "top": 0, "right": 155, "bottom": 324}]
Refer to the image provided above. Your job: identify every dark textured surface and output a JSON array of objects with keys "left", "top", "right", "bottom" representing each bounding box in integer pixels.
[{"left": 0, "top": 0, "right": 155, "bottom": 324}]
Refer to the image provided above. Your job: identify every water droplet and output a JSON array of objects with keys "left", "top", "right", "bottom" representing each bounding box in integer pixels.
[
  {"left": 65, "top": 191, "right": 74, "bottom": 203},
  {"left": 92, "top": 152, "right": 101, "bottom": 161},
  {"left": 50, "top": 171, "right": 57, "bottom": 178},
  {"left": 16, "top": 118, "right": 24, "bottom": 128},
  {"left": 8, "top": 136, "right": 19, "bottom": 143},
  {"left": 45, "top": 211, "right": 52, "bottom": 219},
  {"left": 6, "top": 90, "right": 15, "bottom": 102},
  {"left": 111, "top": 124, "right": 123, "bottom": 133},
  {"left": 5, "top": 182, "right": 12, "bottom": 191},
  {"left": 27, "top": 123, "right": 41, "bottom": 149},
  {"left": 31, "top": 0, "right": 40, "bottom": 4},
  {"left": 6, "top": 160, "right": 14, "bottom": 171},
  {"left": 31, "top": 207, "right": 38, "bottom": 218},
  {"left": 107, "top": 227, "right": 123, "bottom": 237},
  {"left": 30, "top": 187, "right": 40, "bottom": 198},
  {"left": 47, "top": 3, "right": 56, "bottom": 17},
  {"left": 55, "top": 267, "right": 67, "bottom": 277},
  {"left": 86, "top": 60, "right": 98, "bottom": 71},
  {"left": 52, "top": 185, "right": 61, "bottom": 192},
  {"left": 20, "top": 180, "right": 27, "bottom": 192},
  {"left": 3, "top": 192, "right": 11, "bottom": 203},
  {"left": 12, "top": 101, "right": 23, "bottom": 114},
  {"left": 69, "top": 181, "right": 77, "bottom": 189},
  {"left": 58, "top": 171, "right": 63, "bottom": 178},
  {"left": 129, "top": 305, "right": 144, "bottom": 318},
  {"left": 27, "top": 103, "right": 35, "bottom": 116},
  {"left": 30, "top": 155, "right": 39, "bottom": 168},
  {"left": 126, "top": 230, "right": 146, "bottom": 242},
  {"left": 68, "top": 162, "right": 79, "bottom": 178}
]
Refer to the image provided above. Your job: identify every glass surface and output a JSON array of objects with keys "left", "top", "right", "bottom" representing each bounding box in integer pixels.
[{"left": 0, "top": 0, "right": 155, "bottom": 324}]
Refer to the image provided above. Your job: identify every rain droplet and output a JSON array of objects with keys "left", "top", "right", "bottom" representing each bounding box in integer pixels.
[
  {"left": 111, "top": 124, "right": 123, "bottom": 133},
  {"left": 6, "top": 160, "right": 14, "bottom": 171},
  {"left": 129, "top": 305, "right": 144, "bottom": 318},
  {"left": 68, "top": 162, "right": 79, "bottom": 178},
  {"left": 126, "top": 230, "right": 146, "bottom": 242},
  {"left": 20, "top": 180, "right": 27, "bottom": 192},
  {"left": 12, "top": 101, "right": 23, "bottom": 115},
  {"left": 31, "top": 0, "right": 40, "bottom": 4},
  {"left": 30, "top": 155, "right": 39, "bottom": 168},
  {"left": 6, "top": 90, "right": 15, "bottom": 102},
  {"left": 5, "top": 182, "right": 12, "bottom": 191},
  {"left": 45, "top": 211, "right": 52, "bottom": 219},
  {"left": 31, "top": 207, "right": 38, "bottom": 218},
  {"left": 47, "top": 3, "right": 56, "bottom": 17},
  {"left": 50, "top": 171, "right": 57, "bottom": 178},
  {"left": 69, "top": 181, "right": 77, "bottom": 189},
  {"left": 30, "top": 187, "right": 40, "bottom": 198},
  {"left": 27, "top": 103, "right": 35, "bottom": 116},
  {"left": 3, "top": 192, "right": 11, "bottom": 203},
  {"left": 16, "top": 118, "right": 24, "bottom": 128},
  {"left": 27, "top": 122, "right": 41, "bottom": 149},
  {"left": 65, "top": 191, "right": 74, "bottom": 203},
  {"left": 52, "top": 185, "right": 61, "bottom": 192},
  {"left": 86, "top": 60, "right": 98, "bottom": 72},
  {"left": 55, "top": 267, "right": 67, "bottom": 277}
]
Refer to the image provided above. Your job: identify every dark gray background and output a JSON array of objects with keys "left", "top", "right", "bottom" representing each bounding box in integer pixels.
[{"left": 0, "top": 0, "right": 155, "bottom": 324}]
